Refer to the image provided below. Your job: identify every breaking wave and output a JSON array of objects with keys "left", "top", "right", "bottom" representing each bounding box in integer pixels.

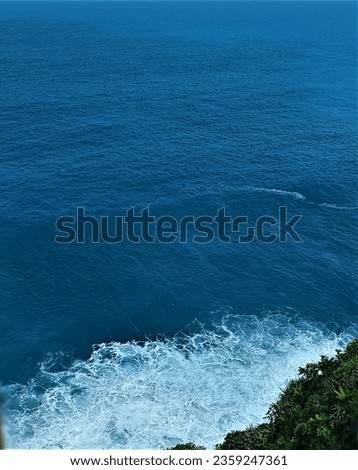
[{"left": 3, "top": 314, "right": 356, "bottom": 450}]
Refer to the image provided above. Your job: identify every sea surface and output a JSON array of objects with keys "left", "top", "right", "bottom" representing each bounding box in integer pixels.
[{"left": 0, "top": 1, "right": 357, "bottom": 449}]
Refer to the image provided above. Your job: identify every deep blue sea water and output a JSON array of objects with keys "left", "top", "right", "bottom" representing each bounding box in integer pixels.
[{"left": 0, "top": 1, "right": 357, "bottom": 449}]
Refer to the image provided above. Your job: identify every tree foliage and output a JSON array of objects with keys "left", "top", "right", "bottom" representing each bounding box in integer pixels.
[{"left": 172, "top": 339, "right": 358, "bottom": 450}]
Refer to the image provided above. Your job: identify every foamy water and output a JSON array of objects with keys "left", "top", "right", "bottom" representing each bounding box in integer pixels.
[{"left": 3, "top": 314, "right": 356, "bottom": 449}]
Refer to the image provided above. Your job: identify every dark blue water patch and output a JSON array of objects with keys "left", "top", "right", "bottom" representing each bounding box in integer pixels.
[{"left": 1, "top": 190, "right": 356, "bottom": 383}]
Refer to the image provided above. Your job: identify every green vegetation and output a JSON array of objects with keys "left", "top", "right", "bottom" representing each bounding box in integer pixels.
[
  {"left": 216, "top": 424, "right": 271, "bottom": 450},
  {"left": 171, "top": 339, "right": 358, "bottom": 450},
  {"left": 169, "top": 442, "right": 206, "bottom": 450},
  {"left": 263, "top": 338, "right": 358, "bottom": 450}
]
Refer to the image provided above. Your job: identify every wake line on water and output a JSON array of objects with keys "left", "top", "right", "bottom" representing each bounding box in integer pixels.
[
  {"left": 241, "top": 186, "right": 307, "bottom": 201},
  {"left": 318, "top": 202, "right": 358, "bottom": 210},
  {"left": 3, "top": 314, "right": 356, "bottom": 450},
  {"left": 241, "top": 186, "right": 358, "bottom": 210},
  {"left": 125, "top": 186, "right": 358, "bottom": 212}
]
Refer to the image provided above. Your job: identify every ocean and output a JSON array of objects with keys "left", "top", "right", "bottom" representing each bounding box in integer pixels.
[{"left": 0, "top": 1, "right": 357, "bottom": 449}]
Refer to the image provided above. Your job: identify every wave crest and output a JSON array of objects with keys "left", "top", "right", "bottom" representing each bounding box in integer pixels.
[{"left": 3, "top": 314, "right": 356, "bottom": 449}]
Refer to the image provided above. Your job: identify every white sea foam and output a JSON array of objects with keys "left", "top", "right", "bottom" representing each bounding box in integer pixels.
[{"left": 3, "top": 314, "right": 356, "bottom": 450}]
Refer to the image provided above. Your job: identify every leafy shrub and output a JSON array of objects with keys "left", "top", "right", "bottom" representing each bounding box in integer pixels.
[
  {"left": 215, "top": 424, "right": 271, "bottom": 450},
  {"left": 169, "top": 442, "right": 206, "bottom": 450},
  {"left": 267, "top": 338, "right": 358, "bottom": 449},
  {"left": 170, "top": 339, "right": 358, "bottom": 450}
]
